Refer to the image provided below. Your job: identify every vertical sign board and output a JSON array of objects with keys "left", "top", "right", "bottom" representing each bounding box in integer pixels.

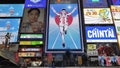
[
  {"left": 86, "top": 26, "right": 117, "bottom": 43},
  {"left": 111, "top": 6, "right": 120, "bottom": 49},
  {"left": 46, "top": 0, "right": 83, "bottom": 52},
  {"left": 84, "top": 8, "right": 113, "bottom": 24}
]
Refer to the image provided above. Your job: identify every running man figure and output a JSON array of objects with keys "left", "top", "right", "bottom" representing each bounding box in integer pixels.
[{"left": 51, "top": 6, "right": 77, "bottom": 47}]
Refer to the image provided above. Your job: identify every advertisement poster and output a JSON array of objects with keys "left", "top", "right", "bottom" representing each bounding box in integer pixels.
[
  {"left": 20, "top": 8, "right": 45, "bottom": 33},
  {"left": 86, "top": 26, "right": 117, "bottom": 42},
  {"left": 25, "top": 0, "right": 46, "bottom": 8},
  {"left": 83, "top": 0, "right": 108, "bottom": 8},
  {"left": 0, "top": 4, "right": 24, "bottom": 17},
  {"left": 111, "top": 5, "right": 120, "bottom": 20},
  {"left": 84, "top": 8, "right": 113, "bottom": 24},
  {"left": 0, "top": 19, "right": 20, "bottom": 44},
  {"left": 46, "top": 3, "right": 83, "bottom": 51},
  {"left": 87, "top": 44, "right": 98, "bottom": 56}
]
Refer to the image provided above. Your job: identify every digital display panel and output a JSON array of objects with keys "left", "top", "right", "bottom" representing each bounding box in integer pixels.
[
  {"left": 86, "top": 26, "right": 117, "bottom": 42},
  {"left": 0, "top": 18, "right": 20, "bottom": 44},
  {"left": 20, "top": 41, "right": 43, "bottom": 45},
  {"left": 111, "top": 5, "right": 120, "bottom": 20},
  {"left": 0, "top": 4, "right": 24, "bottom": 17},
  {"left": 20, "top": 34, "right": 43, "bottom": 39},
  {"left": 19, "top": 48, "right": 42, "bottom": 52},
  {"left": 84, "top": 8, "right": 113, "bottom": 24},
  {"left": 112, "top": 0, "right": 120, "bottom": 5},
  {"left": 25, "top": 0, "right": 46, "bottom": 8},
  {"left": 83, "top": 0, "right": 108, "bottom": 8},
  {"left": 18, "top": 52, "right": 42, "bottom": 57},
  {"left": 46, "top": 0, "right": 83, "bottom": 52},
  {"left": 20, "top": 8, "right": 45, "bottom": 33}
]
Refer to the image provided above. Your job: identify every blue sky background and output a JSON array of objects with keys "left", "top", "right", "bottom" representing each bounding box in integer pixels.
[
  {"left": 0, "top": 4, "right": 24, "bottom": 17},
  {"left": 0, "top": 19, "right": 20, "bottom": 44},
  {"left": 47, "top": 4, "right": 82, "bottom": 50}
]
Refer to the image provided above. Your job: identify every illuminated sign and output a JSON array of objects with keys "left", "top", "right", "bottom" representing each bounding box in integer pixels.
[
  {"left": 83, "top": 0, "right": 108, "bottom": 8},
  {"left": 19, "top": 48, "right": 42, "bottom": 51},
  {"left": 111, "top": 5, "right": 120, "bottom": 20},
  {"left": 18, "top": 52, "right": 42, "bottom": 57},
  {"left": 25, "top": 0, "right": 46, "bottom": 8},
  {"left": 20, "top": 34, "right": 43, "bottom": 39},
  {"left": 112, "top": 0, "right": 120, "bottom": 5},
  {"left": 20, "top": 8, "right": 45, "bottom": 33},
  {"left": 0, "top": 19, "right": 20, "bottom": 44},
  {"left": 20, "top": 41, "right": 43, "bottom": 45},
  {"left": 84, "top": 8, "right": 113, "bottom": 24},
  {"left": 46, "top": 1, "right": 83, "bottom": 52},
  {"left": 0, "top": 4, "right": 24, "bottom": 17},
  {"left": 87, "top": 44, "right": 98, "bottom": 56},
  {"left": 86, "top": 26, "right": 117, "bottom": 42}
]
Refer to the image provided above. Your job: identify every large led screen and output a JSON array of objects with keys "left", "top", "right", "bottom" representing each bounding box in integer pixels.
[
  {"left": 46, "top": 0, "right": 83, "bottom": 52},
  {"left": 0, "top": 18, "right": 20, "bottom": 44},
  {"left": 84, "top": 8, "right": 113, "bottom": 24},
  {"left": 112, "top": 0, "right": 120, "bottom": 5},
  {"left": 0, "top": 4, "right": 24, "bottom": 17},
  {"left": 20, "top": 8, "right": 45, "bottom": 33},
  {"left": 83, "top": 0, "right": 108, "bottom": 8},
  {"left": 86, "top": 26, "right": 117, "bottom": 42}
]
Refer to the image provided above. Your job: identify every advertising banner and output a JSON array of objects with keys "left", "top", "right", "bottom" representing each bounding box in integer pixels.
[
  {"left": 46, "top": 2, "right": 83, "bottom": 51},
  {"left": 84, "top": 8, "right": 113, "bottom": 24},
  {"left": 0, "top": 19, "right": 20, "bottom": 44},
  {"left": 86, "top": 26, "right": 117, "bottom": 42},
  {"left": 0, "top": 4, "right": 24, "bottom": 17}
]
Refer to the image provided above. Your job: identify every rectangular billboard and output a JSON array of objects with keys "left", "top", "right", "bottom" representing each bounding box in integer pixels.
[
  {"left": 83, "top": 0, "right": 108, "bottom": 8},
  {"left": 87, "top": 44, "right": 98, "bottom": 56},
  {"left": 85, "top": 26, "right": 117, "bottom": 42},
  {"left": 20, "top": 8, "right": 45, "bottom": 33},
  {"left": 25, "top": 0, "right": 46, "bottom": 8},
  {"left": 111, "top": 5, "right": 120, "bottom": 20},
  {"left": 0, "top": 4, "right": 24, "bottom": 17},
  {"left": 0, "top": 18, "right": 20, "bottom": 44},
  {"left": 46, "top": 0, "right": 84, "bottom": 52},
  {"left": 84, "top": 8, "right": 113, "bottom": 24}
]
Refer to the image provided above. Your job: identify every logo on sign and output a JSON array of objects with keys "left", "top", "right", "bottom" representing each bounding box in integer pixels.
[{"left": 30, "top": 0, "right": 41, "bottom": 3}]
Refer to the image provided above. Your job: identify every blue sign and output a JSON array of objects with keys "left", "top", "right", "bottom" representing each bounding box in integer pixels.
[
  {"left": 112, "top": 0, "right": 120, "bottom": 5},
  {"left": 0, "top": 4, "right": 24, "bottom": 17},
  {"left": 0, "top": 18, "right": 20, "bottom": 44},
  {"left": 25, "top": 0, "right": 46, "bottom": 8},
  {"left": 86, "top": 26, "right": 117, "bottom": 42},
  {"left": 83, "top": 0, "right": 108, "bottom": 8}
]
